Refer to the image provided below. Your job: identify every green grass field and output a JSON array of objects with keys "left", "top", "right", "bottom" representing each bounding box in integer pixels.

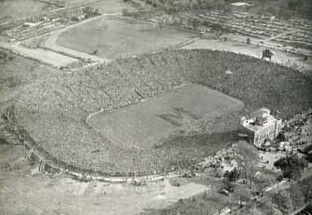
[{"left": 56, "top": 17, "right": 197, "bottom": 60}]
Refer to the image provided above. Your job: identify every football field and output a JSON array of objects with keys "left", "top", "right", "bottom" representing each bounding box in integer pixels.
[
  {"left": 56, "top": 17, "right": 197, "bottom": 60},
  {"left": 88, "top": 84, "right": 244, "bottom": 149}
]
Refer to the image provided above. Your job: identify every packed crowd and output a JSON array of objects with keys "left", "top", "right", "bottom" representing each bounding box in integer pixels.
[
  {"left": 8, "top": 49, "right": 312, "bottom": 177},
  {"left": 171, "top": 49, "right": 312, "bottom": 117}
]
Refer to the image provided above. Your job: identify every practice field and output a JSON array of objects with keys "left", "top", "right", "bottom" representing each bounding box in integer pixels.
[
  {"left": 56, "top": 17, "right": 198, "bottom": 60},
  {"left": 88, "top": 84, "right": 244, "bottom": 149}
]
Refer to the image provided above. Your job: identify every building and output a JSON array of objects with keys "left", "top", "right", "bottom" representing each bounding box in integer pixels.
[{"left": 240, "top": 108, "right": 282, "bottom": 148}]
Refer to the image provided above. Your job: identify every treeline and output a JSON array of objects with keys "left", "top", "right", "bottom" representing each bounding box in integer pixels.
[
  {"left": 0, "top": 50, "right": 14, "bottom": 64},
  {"left": 250, "top": 0, "right": 312, "bottom": 19}
]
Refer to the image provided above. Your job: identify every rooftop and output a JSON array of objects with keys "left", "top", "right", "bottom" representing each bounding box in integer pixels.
[
  {"left": 241, "top": 108, "right": 280, "bottom": 132},
  {"left": 244, "top": 115, "right": 278, "bottom": 132}
]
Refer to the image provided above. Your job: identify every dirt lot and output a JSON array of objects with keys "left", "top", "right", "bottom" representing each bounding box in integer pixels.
[
  {"left": 56, "top": 17, "right": 198, "bottom": 60},
  {"left": 89, "top": 84, "right": 244, "bottom": 149}
]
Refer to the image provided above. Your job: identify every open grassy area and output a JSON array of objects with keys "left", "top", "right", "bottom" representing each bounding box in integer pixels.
[
  {"left": 56, "top": 17, "right": 197, "bottom": 60},
  {"left": 7, "top": 49, "right": 312, "bottom": 176}
]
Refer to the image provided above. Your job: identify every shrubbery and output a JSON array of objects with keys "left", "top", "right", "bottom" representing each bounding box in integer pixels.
[
  {"left": 0, "top": 51, "right": 14, "bottom": 64},
  {"left": 274, "top": 155, "right": 308, "bottom": 180}
]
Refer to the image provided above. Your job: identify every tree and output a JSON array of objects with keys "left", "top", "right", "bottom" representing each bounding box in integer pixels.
[
  {"left": 122, "top": 8, "right": 129, "bottom": 16},
  {"left": 84, "top": 6, "right": 97, "bottom": 18},
  {"left": 0, "top": 51, "right": 14, "bottom": 64},
  {"left": 157, "top": 16, "right": 166, "bottom": 31},
  {"left": 302, "top": 145, "right": 312, "bottom": 162},
  {"left": 274, "top": 155, "right": 308, "bottom": 180},
  {"left": 246, "top": 37, "right": 251, "bottom": 45},
  {"left": 224, "top": 167, "right": 240, "bottom": 182}
]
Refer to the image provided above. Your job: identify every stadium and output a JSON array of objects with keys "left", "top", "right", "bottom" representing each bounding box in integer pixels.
[
  {"left": 4, "top": 48, "right": 312, "bottom": 178},
  {"left": 2, "top": 0, "right": 312, "bottom": 214}
]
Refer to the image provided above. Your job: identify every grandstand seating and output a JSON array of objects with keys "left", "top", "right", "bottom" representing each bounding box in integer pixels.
[{"left": 10, "top": 49, "right": 312, "bottom": 176}]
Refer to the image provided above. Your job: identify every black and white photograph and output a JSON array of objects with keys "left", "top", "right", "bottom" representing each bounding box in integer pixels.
[{"left": 0, "top": 0, "right": 312, "bottom": 214}]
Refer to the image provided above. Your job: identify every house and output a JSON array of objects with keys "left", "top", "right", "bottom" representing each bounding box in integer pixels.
[{"left": 240, "top": 108, "right": 283, "bottom": 148}]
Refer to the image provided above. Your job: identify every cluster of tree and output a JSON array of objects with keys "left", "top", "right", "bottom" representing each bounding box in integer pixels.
[
  {"left": 301, "top": 144, "right": 312, "bottom": 162},
  {"left": 252, "top": 0, "right": 312, "bottom": 19},
  {"left": 274, "top": 155, "right": 308, "bottom": 180},
  {"left": 135, "top": 0, "right": 233, "bottom": 14},
  {"left": 220, "top": 167, "right": 241, "bottom": 196},
  {"left": 83, "top": 6, "right": 100, "bottom": 19},
  {"left": 0, "top": 51, "right": 14, "bottom": 64},
  {"left": 224, "top": 167, "right": 240, "bottom": 182}
]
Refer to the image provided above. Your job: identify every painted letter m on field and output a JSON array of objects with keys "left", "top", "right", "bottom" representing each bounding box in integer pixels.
[{"left": 157, "top": 107, "right": 199, "bottom": 127}]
